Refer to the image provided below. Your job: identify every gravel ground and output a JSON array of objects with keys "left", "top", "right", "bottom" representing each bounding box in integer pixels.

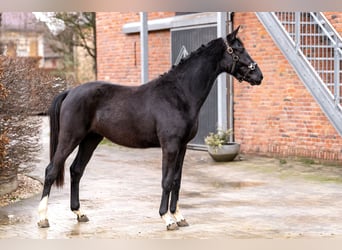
[{"left": 0, "top": 174, "right": 42, "bottom": 207}]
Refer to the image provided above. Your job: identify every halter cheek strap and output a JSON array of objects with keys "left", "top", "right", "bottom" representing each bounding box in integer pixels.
[
  {"left": 227, "top": 46, "right": 240, "bottom": 75},
  {"left": 225, "top": 39, "right": 257, "bottom": 82}
]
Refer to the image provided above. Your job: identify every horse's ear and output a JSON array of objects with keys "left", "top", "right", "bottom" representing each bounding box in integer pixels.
[{"left": 227, "top": 25, "right": 240, "bottom": 43}]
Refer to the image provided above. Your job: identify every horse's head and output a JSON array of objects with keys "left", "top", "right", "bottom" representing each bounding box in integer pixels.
[{"left": 221, "top": 26, "right": 263, "bottom": 85}]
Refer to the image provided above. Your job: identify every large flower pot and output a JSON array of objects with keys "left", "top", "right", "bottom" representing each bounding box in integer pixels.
[{"left": 207, "top": 142, "right": 240, "bottom": 162}]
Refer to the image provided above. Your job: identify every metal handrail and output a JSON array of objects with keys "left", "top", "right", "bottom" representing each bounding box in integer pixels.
[{"left": 274, "top": 12, "right": 342, "bottom": 109}]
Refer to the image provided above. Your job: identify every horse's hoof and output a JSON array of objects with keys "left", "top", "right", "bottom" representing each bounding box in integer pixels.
[
  {"left": 166, "top": 222, "right": 179, "bottom": 231},
  {"left": 37, "top": 219, "right": 50, "bottom": 228},
  {"left": 77, "top": 214, "right": 89, "bottom": 223},
  {"left": 177, "top": 219, "right": 189, "bottom": 227}
]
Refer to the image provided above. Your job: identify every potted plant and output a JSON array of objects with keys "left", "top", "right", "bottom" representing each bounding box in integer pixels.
[{"left": 204, "top": 128, "right": 240, "bottom": 162}]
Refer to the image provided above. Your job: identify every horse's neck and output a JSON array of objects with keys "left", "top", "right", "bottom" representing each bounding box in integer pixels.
[{"left": 178, "top": 58, "right": 222, "bottom": 114}]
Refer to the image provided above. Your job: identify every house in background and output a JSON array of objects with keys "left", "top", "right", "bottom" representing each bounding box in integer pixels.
[
  {"left": 0, "top": 12, "right": 62, "bottom": 69},
  {"left": 0, "top": 12, "right": 95, "bottom": 84}
]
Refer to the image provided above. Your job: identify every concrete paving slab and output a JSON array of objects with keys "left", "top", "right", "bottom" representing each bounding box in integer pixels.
[{"left": 1, "top": 117, "right": 342, "bottom": 239}]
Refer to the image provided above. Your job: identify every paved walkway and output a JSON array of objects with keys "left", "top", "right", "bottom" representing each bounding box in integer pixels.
[{"left": 1, "top": 117, "right": 342, "bottom": 239}]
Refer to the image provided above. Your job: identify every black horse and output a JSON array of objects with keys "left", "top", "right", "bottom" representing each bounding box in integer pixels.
[{"left": 37, "top": 26, "right": 263, "bottom": 230}]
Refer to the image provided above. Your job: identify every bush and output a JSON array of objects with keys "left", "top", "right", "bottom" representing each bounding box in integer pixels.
[
  {"left": 0, "top": 82, "right": 8, "bottom": 169},
  {"left": 0, "top": 56, "right": 67, "bottom": 195}
]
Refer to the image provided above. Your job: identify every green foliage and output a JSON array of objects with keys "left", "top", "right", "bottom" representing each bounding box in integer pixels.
[
  {"left": 204, "top": 128, "right": 233, "bottom": 150},
  {"left": 279, "top": 159, "right": 287, "bottom": 165},
  {"left": 100, "top": 138, "right": 114, "bottom": 146},
  {"left": 299, "top": 158, "right": 316, "bottom": 165}
]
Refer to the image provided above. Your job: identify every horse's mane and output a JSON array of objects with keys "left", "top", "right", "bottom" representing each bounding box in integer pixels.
[{"left": 158, "top": 37, "right": 226, "bottom": 80}]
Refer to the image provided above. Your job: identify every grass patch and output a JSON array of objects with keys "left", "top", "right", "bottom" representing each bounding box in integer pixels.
[
  {"left": 100, "top": 138, "right": 114, "bottom": 146},
  {"left": 299, "top": 158, "right": 316, "bottom": 165},
  {"left": 303, "top": 174, "right": 342, "bottom": 184},
  {"left": 279, "top": 159, "right": 287, "bottom": 165}
]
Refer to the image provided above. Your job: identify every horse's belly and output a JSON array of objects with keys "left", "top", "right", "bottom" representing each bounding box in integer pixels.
[
  {"left": 94, "top": 121, "right": 160, "bottom": 148},
  {"left": 106, "top": 134, "right": 160, "bottom": 148}
]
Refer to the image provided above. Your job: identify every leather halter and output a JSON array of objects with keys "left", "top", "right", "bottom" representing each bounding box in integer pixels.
[{"left": 225, "top": 40, "right": 257, "bottom": 82}]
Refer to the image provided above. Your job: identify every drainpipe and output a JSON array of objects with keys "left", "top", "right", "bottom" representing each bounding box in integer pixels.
[
  {"left": 140, "top": 12, "right": 148, "bottom": 84},
  {"left": 217, "top": 12, "right": 228, "bottom": 132},
  {"left": 227, "top": 12, "right": 234, "bottom": 142}
]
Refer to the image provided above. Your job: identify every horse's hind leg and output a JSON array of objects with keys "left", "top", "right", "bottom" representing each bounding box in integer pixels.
[
  {"left": 38, "top": 133, "right": 83, "bottom": 228},
  {"left": 37, "top": 162, "right": 58, "bottom": 228},
  {"left": 38, "top": 137, "right": 82, "bottom": 228},
  {"left": 69, "top": 133, "right": 103, "bottom": 223}
]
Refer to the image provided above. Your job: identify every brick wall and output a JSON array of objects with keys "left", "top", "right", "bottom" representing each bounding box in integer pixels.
[
  {"left": 96, "top": 12, "right": 173, "bottom": 85},
  {"left": 96, "top": 12, "right": 342, "bottom": 162},
  {"left": 233, "top": 12, "right": 342, "bottom": 162},
  {"left": 325, "top": 12, "right": 342, "bottom": 34}
]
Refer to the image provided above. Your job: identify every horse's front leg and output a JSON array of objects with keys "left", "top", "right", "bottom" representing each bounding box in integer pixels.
[
  {"left": 170, "top": 145, "right": 189, "bottom": 227},
  {"left": 159, "top": 143, "right": 180, "bottom": 231}
]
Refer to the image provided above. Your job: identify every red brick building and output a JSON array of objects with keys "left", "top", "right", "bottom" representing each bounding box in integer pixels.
[{"left": 96, "top": 12, "right": 342, "bottom": 162}]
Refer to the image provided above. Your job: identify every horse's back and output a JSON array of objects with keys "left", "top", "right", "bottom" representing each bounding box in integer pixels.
[
  {"left": 57, "top": 80, "right": 196, "bottom": 148},
  {"left": 67, "top": 81, "right": 134, "bottom": 99},
  {"left": 58, "top": 81, "right": 128, "bottom": 131},
  {"left": 59, "top": 81, "right": 160, "bottom": 147},
  {"left": 62, "top": 81, "right": 138, "bottom": 111}
]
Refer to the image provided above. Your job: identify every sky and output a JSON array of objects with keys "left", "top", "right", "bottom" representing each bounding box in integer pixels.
[{"left": 32, "top": 12, "right": 65, "bottom": 35}]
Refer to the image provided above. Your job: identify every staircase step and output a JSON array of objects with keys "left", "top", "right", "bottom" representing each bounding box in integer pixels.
[
  {"left": 317, "top": 70, "right": 336, "bottom": 74},
  {"left": 307, "top": 57, "right": 335, "bottom": 61},
  {"left": 300, "top": 45, "right": 334, "bottom": 48}
]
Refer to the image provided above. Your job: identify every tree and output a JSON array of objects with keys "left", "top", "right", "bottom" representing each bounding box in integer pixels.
[{"left": 47, "top": 12, "right": 96, "bottom": 81}]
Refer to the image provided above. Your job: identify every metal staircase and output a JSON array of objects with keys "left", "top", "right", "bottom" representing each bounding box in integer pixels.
[{"left": 256, "top": 12, "right": 342, "bottom": 136}]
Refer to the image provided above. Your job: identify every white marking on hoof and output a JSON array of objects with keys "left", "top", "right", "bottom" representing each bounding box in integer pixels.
[
  {"left": 173, "top": 204, "right": 185, "bottom": 222},
  {"left": 172, "top": 203, "right": 189, "bottom": 227},
  {"left": 73, "top": 210, "right": 83, "bottom": 217},
  {"left": 162, "top": 213, "right": 174, "bottom": 225},
  {"left": 38, "top": 196, "right": 49, "bottom": 222},
  {"left": 161, "top": 213, "right": 178, "bottom": 230}
]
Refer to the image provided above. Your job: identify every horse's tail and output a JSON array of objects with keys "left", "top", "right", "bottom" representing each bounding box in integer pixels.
[{"left": 48, "top": 90, "right": 69, "bottom": 187}]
